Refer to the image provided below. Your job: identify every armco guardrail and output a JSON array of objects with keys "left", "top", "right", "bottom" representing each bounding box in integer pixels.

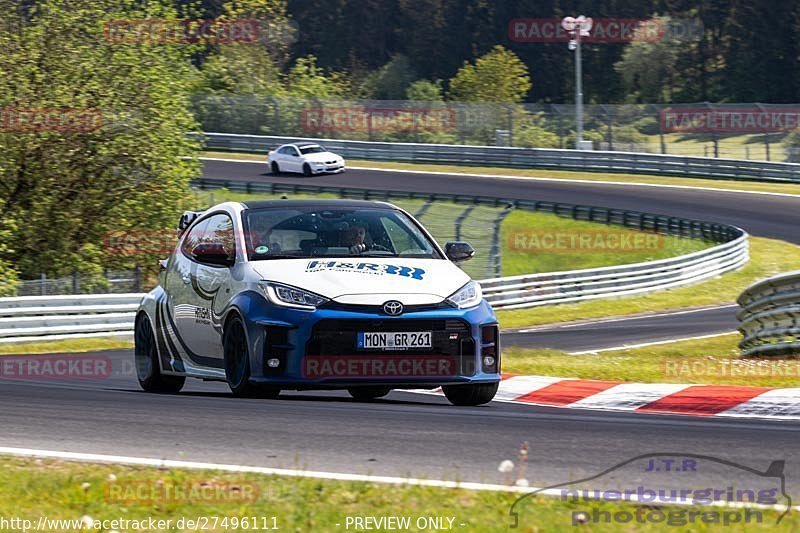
[
  {"left": 0, "top": 294, "right": 140, "bottom": 343},
  {"left": 737, "top": 271, "right": 800, "bottom": 357},
  {"left": 197, "top": 132, "right": 800, "bottom": 183},
  {"left": 1, "top": 182, "right": 748, "bottom": 343},
  {"left": 483, "top": 236, "right": 748, "bottom": 309}
]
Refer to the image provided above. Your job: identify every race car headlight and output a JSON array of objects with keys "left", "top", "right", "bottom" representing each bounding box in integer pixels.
[
  {"left": 261, "top": 282, "right": 329, "bottom": 310},
  {"left": 446, "top": 280, "right": 482, "bottom": 309}
]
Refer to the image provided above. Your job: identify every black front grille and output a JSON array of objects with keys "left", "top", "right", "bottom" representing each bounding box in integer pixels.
[
  {"left": 306, "top": 319, "right": 475, "bottom": 376},
  {"left": 320, "top": 301, "right": 452, "bottom": 314}
]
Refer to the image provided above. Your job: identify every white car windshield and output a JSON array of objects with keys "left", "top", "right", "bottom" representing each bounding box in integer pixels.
[
  {"left": 244, "top": 207, "right": 441, "bottom": 260},
  {"left": 299, "top": 145, "right": 326, "bottom": 155}
]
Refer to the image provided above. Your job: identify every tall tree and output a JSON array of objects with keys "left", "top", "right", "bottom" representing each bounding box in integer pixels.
[
  {"left": 449, "top": 45, "right": 532, "bottom": 102},
  {"left": 0, "top": 0, "right": 200, "bottom": 280}
]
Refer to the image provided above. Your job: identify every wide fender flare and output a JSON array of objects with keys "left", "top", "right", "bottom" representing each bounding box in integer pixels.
[{"left": 221, "top": 290, "right": 276, "bottom": 377}]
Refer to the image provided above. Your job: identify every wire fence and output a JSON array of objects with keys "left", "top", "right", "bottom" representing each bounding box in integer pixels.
[
  {"left": 16, "top": 269, "right": 144, "bottom": 297},
  {"left": 192, "top": 96, "right": 800, "bottom": 162}
]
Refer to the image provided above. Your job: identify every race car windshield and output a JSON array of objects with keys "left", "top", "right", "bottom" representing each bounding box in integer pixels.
[
  {"left": 299, "top": 145, "right": 326, "bottom": 154},
  {"left": 244, "top": 207, "right": 442, "bottom": 260}
]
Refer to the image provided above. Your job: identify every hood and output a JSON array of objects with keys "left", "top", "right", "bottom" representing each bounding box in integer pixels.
[
  {"left": 303, "top": 152, "right": 340, "bottom": 163},
  {"left": 250, "top": 258, "right": 471, "bottom": 305}
]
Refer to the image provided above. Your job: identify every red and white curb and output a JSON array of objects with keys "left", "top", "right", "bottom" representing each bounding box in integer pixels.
[{"left": 424, "top": 375, "right": 800, "bottom": 420}]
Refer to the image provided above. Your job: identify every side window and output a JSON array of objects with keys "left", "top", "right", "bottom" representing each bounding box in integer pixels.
[
  {"left": 181, "top": 214, "right": 236, "bottom": 263},
  {"left": 201, "top": 214, "right": 236, "bottom": 262},
  {"left": 181, "top": 218, "right": 210, "bottom": 257}
]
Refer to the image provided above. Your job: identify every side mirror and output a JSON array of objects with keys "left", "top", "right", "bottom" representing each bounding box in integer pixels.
[
  {"left": 192, "top": 243, "right": 234, "bottom": 267},
  {"left": 445, "top": 241, "right": 475, "bottom": 263}
]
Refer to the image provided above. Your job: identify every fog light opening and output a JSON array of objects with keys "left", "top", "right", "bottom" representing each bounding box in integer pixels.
[
  {"left": 267, "top": 358, "right": 281, "bottom": 368},
  {"left": 483, "top": 355, "right": 496, "bottom": 368}
]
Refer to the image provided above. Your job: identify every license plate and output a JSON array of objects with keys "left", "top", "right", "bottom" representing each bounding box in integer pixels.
[{"left": 357, "top": 331, "right": 432, "bottom": 350}]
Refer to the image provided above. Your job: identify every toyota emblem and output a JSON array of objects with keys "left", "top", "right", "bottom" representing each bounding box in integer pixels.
[{"left": 383, "top": 300, "right": 404, "bottom": 316}]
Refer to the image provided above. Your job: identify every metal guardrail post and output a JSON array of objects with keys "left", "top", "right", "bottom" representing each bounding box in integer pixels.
[
  {"left": 489, "top": 207, "right": 513, "bottom": 278},
  {"left": 454, "top": 205, "right": 475, "bottom": 242}
]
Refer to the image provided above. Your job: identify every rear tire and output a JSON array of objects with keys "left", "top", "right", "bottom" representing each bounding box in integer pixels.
[
  {"left": 223, "top": 315, "right": 280, "bottom": 399},
  {"left": 348, "top": 387, "right": 392, "bottom": 401},
  {"left": 271, "top": 161, "right": 280, "bottom": 175},
  {"left": 134, "top": 314, "right": 185, "bottom": 393},
  {"left": 303, "top": 163, "right": 313, "bottom": 177},
  {"left": 442, "top": 382, "right": 498, "bottom": 406}
]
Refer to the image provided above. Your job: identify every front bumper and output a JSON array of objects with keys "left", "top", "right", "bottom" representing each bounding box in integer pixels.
[
  {"left": 311, "top": 164, "right": 346, "bottom": 174},
  {"left": 236, "top": 292, "right": 499, "bottom": 389}
]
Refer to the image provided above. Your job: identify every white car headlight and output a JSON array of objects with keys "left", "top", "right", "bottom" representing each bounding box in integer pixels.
[
  {"left": 261, "top": 282, "right": 329, "bottom": 309},
  {"left": 446, "top": 280, "right": 482, "bottom": 309}
]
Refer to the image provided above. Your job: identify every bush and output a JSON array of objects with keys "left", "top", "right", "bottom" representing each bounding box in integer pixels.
[{"left": 514, "top": 113, "right": 561, "bottom": 148}]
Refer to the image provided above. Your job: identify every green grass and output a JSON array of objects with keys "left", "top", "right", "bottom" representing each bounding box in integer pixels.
[
  {"left": 0, "top": 337, "right": 132, "bottom": 356},
  {"left": 500, "top": 211, "right": 708, "bottom": 276},
  {"left": 642, "top": 132, "right": 787, "bottom": 161},
  {"left": 503, "top": 333, "right": 800, "bottom": 388},
  {"left": 497, "top": 237, "right": 800, "bottom": 329},
  {"left": 201, "top": 151, "right": 800, "bottom": 196},
  {"left": 0, "top": 456, "right": 794, "bottom": 532}
]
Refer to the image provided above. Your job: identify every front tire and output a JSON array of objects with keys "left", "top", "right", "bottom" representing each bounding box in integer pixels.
[
  {"left": 134, "top": 314, "right": 185, "bottom": 393},
  {"left": 442, "top": 382, "right": 498, "bottom": 406},
  {"left": 223, "top": 315, "right": 280, "bottom": 399},
  {"left": 302, "top": 163, "right": 313, "bottom": 177},
  {"left": 348, "top": 387, "right": 392, "bottom": 401}
]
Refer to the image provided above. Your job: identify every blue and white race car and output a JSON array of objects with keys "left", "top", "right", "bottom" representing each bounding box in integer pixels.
[{"left": 135, "top": 199, "right": 500, "bottom": 405}]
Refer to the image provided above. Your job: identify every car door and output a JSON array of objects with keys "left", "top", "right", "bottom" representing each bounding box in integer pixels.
[
  {"left": 167, "top": 213, "right": 236, "bottom": 366},
  {"left": 283, "top": 145, "right": 301, "bottom": 172},
  {"left": 273, "top": 146, "right": 289, "bottom": 170}
]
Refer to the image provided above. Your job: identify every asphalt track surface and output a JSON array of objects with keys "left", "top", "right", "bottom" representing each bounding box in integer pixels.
[
  {"left": 3, "top": 162, "right": 800, "bottom": 506},
  {"left": 1, "top": 350, "right": 799, "bottom": 495},
  {"left": 502, "top": 305, "right": 739, "bottom": 352}
]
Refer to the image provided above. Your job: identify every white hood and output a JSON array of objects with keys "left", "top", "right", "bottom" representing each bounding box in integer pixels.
[
  {"left": 303, "top": 152, "right": 340, "bottom": 163},
  {"left": 250, "top": 258, "right": 470, "bottom": 305}
]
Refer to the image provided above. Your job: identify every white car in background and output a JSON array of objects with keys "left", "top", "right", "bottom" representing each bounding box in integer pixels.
[{"left": 268, "top": 142, "right": 346, "bottom": 176}]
